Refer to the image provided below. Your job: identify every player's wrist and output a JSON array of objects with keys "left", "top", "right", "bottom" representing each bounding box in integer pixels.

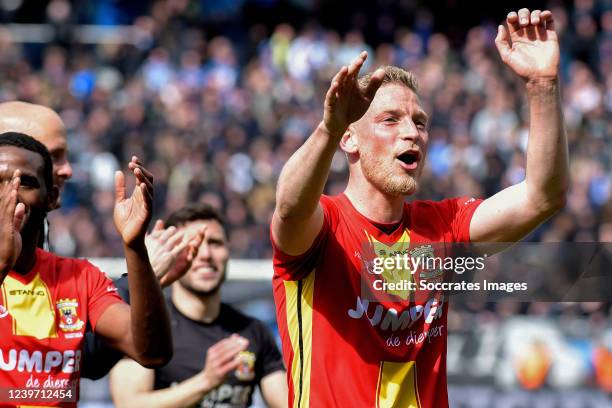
[
  {"left": 525, "top": 76, "right": 559, "bottom": 91},
  {"left": 0, "top": 249, "right": 17, "bottom": 275},
  {"left": 196, "top": 371, "right": 216, "bottom": 394},
  {"left": 318, "top": 120, "right": 346, "bottom": 141},
  {"left": 122, "top": 237, "right": 147, "bottom": 253}
]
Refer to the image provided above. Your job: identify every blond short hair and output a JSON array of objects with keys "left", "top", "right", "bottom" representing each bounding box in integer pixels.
[{"left": 358, "top": 66, "right": 419, "bottom": 94}]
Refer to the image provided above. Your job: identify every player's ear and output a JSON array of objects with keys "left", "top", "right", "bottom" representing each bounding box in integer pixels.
[{"left": 340, "top": 126, "right": 358, "bottom": 154}]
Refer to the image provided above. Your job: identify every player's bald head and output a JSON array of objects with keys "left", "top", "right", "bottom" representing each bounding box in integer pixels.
[
  {"left": 0, "top": 101, "right": 72, "bottom": 207},
  {"left": 0, "top": 101, "right": 65, "bottom": 140}
]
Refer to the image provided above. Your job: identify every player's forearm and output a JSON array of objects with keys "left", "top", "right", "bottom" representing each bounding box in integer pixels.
[
  {"left": 276, "top": 122, "right": 340, "bottom": 220},
  {"left": 525, "top": 78, "right": 569, "bottom": 212},
  {"left": 123, "top": 241, "right": 172, "bottom": 366},
  {"left": 114, "top": 373, "right": 211, "bottom": 408},
  {"left": 260, "top": 371, "right": 288, "bottom": 408}
]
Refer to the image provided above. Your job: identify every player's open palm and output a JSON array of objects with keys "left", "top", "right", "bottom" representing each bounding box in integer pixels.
[
  {"left": 114, "top": 156, "right": 153, "bottom": 247},
  {"left": 200, "top": 334, "right": 249, "bottom": 389},
  {"left": 0, "top": 170, "right": 25, "bottom": 277},
  {"left": 495, "top": 9, "right": 559, "bottom": 82},
  {"left": 323, "top": 51, "right": 385, "bottom": 137},
  {"left": 146, "top": 219, "right": 207, "bottom": 287},
  {"left": 159, "top": 224, "right": 206, "bottom": 287}
]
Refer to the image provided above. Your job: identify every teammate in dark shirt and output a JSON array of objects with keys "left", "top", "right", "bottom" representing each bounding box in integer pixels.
[
  {"left": 81, "top": 219, "right": 205, "bottom": 379},
  {"left": 110, "top": 203, "right": 287, "bottom": 408}
]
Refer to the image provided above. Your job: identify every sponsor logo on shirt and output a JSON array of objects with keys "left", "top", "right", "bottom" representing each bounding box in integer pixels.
[
  {"left": 56, "top": 299, "right": 84, "bottom": 332},
  {"left": 171, "top": 381, "right": 253, "bottom": 407},
  {"left": 8, "top": 289, "right": 45, "bottom": 296},
  {"left": 0, "top": 348, "right": 81, "bottom": 373},
  {"left": 347, "top": 295, "right": 444, "bottom": 331},
  {"left": 202, "top": 384, "right": 253, "bottom": 407}
]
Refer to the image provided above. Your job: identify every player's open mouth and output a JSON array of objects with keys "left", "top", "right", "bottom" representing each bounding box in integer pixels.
[{"left": 396, "top": 150, "right": 420, "bottom": 171}]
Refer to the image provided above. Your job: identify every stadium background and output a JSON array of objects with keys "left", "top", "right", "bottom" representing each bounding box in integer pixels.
[{"left": 0, "top": 0, "right": 610, "bottom": 406}]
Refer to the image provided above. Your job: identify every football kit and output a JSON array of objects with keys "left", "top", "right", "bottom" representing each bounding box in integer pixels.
[
  {"left": 273, "top": 193, "right": 482, "bottom": 407},
  {"left": 0, "top": 248, "right": 123, "bottom": 407}
]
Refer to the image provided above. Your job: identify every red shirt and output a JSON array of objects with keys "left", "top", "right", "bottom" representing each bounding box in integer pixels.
[
  {"left": 0, "top": 248, "right": 123, "bottom": 407},
  {"left": 272, "top": 194, "right": 482, "bottom": 408}
]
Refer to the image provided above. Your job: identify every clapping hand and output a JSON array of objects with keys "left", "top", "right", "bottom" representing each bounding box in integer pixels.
[
  {"left": 113, "top": 157, "right": 154, "bottom": 248},
  {"left": 0, "top": 170, "right": 25, "bottom": 277},
  {"left": 145, "top": 220, "right": 206, "bottom": 287}
]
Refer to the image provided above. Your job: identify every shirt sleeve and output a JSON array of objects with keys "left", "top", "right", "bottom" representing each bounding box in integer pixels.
[
  {"left": 80, "top": 260, "right": 125, "bottom": 331},
  {"left": 254, "top": 320, "right": 285, "bottom": 380},
  {"left": 270, "top": 195, "right": 338, "bottom": 281},
  {"left": 114, "top": 274, "right": 131, "bottom": 303},
  {"left": 449, "top": 196, "right": 483, "bottom": 242}
]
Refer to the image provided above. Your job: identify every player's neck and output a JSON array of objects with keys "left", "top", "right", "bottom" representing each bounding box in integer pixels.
[
  {"left": 13, "top": 243, "right": 38, "bottom": 274},
  {"left": 171, "top": 283, "right": 221, "bottom": 324},
  {"left": 344, "top": 179, "right": 405, "bottom": 223}
]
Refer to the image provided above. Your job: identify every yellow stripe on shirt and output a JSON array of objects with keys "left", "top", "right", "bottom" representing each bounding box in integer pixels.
[
  {"left": 284, "top": 271, "right": 315, "bottom": 408},
  {"left": 376, "top": 360, "right": 421, "bottom": 408}
]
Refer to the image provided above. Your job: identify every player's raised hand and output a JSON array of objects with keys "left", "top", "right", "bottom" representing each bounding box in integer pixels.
[
  {"left": 0, "top": 170, "right": 25, "bottom": 277},
  {"left": 114, "top": 156, "right": 153, "bottom": 247},
  {"left": 323, "top": 51, "right": 385, "bottom": 137},
  {"left": 495, "top": 9, "right": 559, "bottom": 82},
  {"left": 145, "top": 219, "right": 207, "bottom": 287}
]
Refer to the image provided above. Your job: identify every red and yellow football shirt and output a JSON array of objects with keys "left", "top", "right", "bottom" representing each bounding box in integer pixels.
[
  {"left": 272, "top": 194, "right": 482, "bottom": 408},
  {"left": 0, "top": 248, "right": 123, "bottom": 407}
]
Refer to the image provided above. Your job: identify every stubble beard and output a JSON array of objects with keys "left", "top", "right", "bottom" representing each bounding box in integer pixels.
[
  {"left": 22, "top": 209, "right": 46, "bottom": 245},
  {"left": 360, "top": 153, "right": 420, "bottom": 197},
  {"left": 178, "top": 270, "right": 226, "bottom": 298}
]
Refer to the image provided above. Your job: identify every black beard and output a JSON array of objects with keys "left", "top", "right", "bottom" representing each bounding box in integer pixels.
[{"left": 21, "top": 208, "right": 46, "bottom": 247}]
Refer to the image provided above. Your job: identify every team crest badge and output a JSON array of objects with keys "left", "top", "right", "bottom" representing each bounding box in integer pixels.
[
  {"left": 411, "top": 245, "right": 443, "bottom": 282},
  {"left": 56, "top": 299, "right": 84, "bottom": 332},
  {"left": 235, "top": 351, "right": 256, "bottom": 381}
]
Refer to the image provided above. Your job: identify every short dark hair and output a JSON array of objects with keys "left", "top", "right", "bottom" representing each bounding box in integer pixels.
[
  {"left": 0, "top": 132, "right": 53, "bottom": 193},
  {"left": 165, "top": 203, "right": 227, "bottom": 233}
]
